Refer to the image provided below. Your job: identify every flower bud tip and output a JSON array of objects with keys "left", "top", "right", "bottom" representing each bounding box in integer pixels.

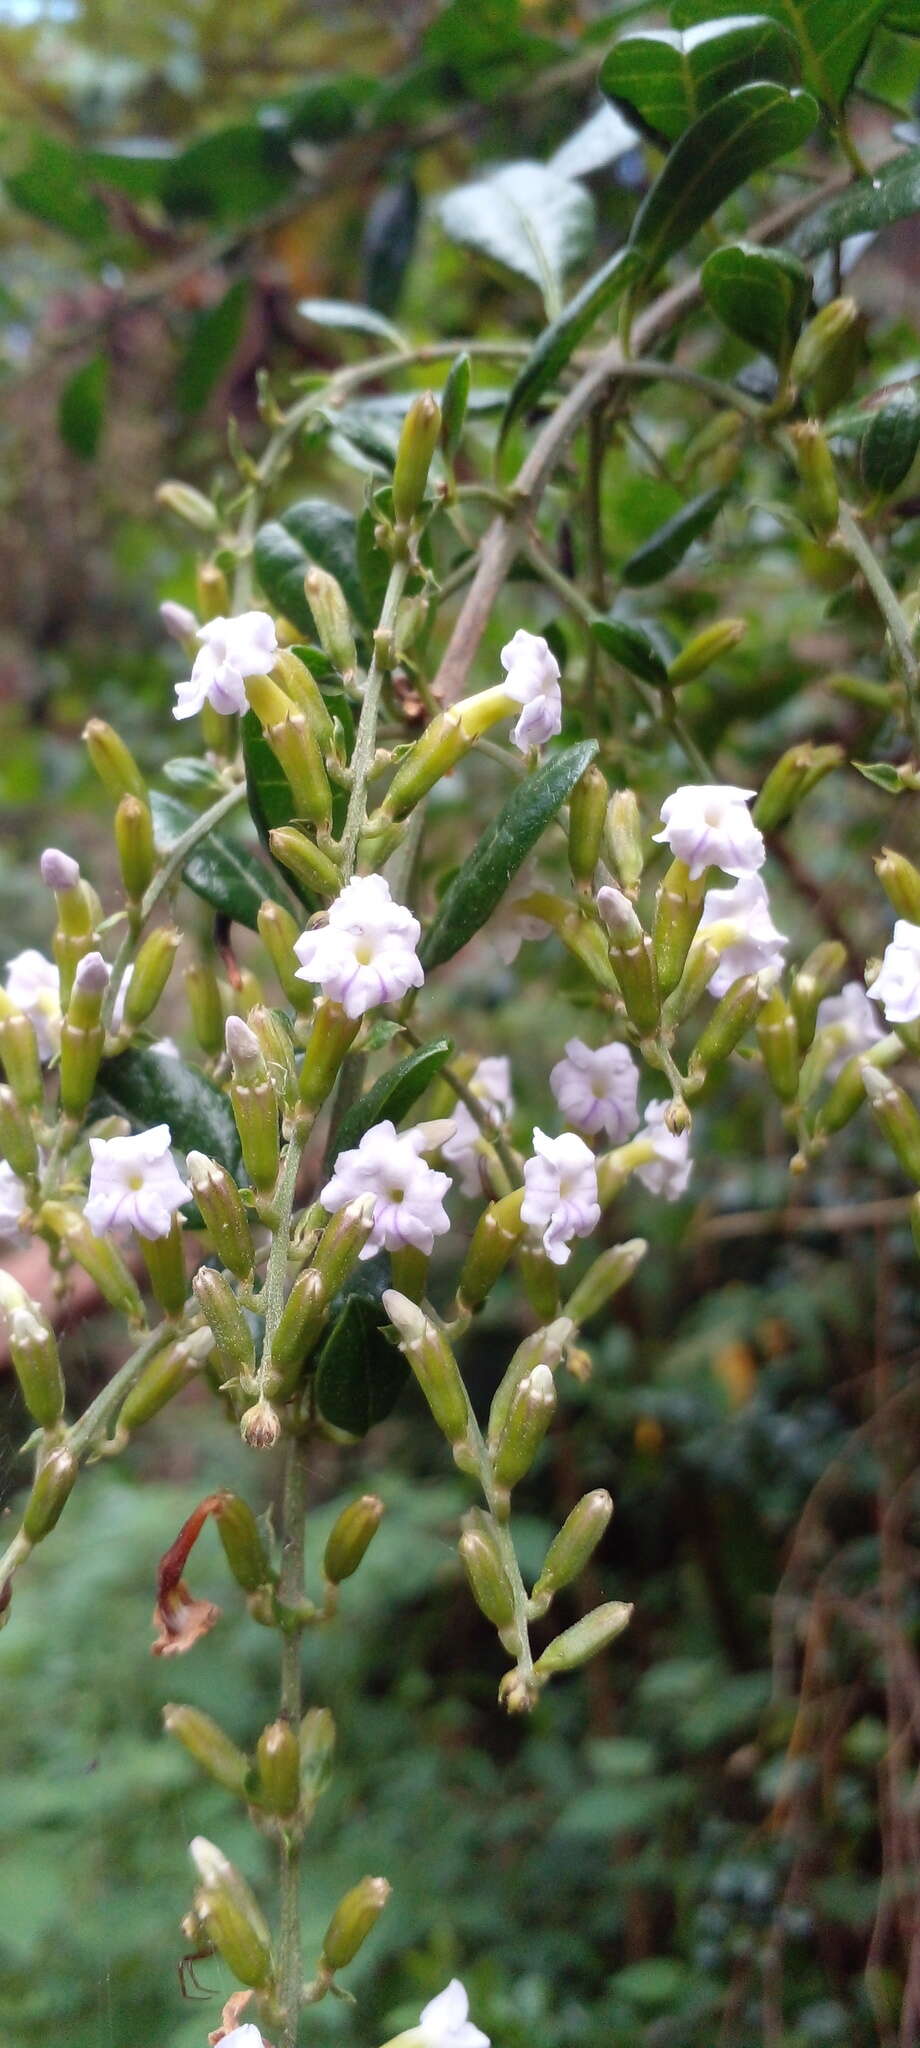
[
  {"left": 74, "top": 950, "right": 110, "bottom": 993},
  {"left": 41, "top": 847, "right": 80, "bottom": 890}
]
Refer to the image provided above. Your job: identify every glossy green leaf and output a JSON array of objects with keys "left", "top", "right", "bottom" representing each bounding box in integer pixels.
[
  {"left": 176, "top": 279, "right": 249, "bottom": 415},
  {"left": 861, "top": 385, "right": 920, "bottom": 494},
  {"left": 421, "top": 740, "right": 598, "bottom": 970},
  {"left": 295, "top": 297, "right": 405, "bottom": 349},
  {"left": 437, "top": 161, "right": 596, "bottom": 316},
  {"left": 332, "top": 1039, "right": 453, "bottom": 1159},
  {"left": 58, "top": 355, "right": 108, "bottom": 460},
  {"left": 672, "top": 0, "right": 890, "bottom": 114},
  {"left": 701, "top": 241, "right": 811, "bottom": 365},
  {"left": 240, "top": 711, "right": 316, "bottom": 913},
  {"left": 601, "top": 17, "right": 799, "bottom": 147},
  {"left": 95, "top": 1047, "right": 243, "bottom": 1183},
  {"left": 628, "top": 84, "right": 819, "bottom": 284},
  {"left": 161, "top": 123, "right": 294, "bottom": 222},
  {"left": 590, "top": 616, "right": 669, "bottom": 686},
  {"left": 6, "top": 133, "right": 108, "bottom": 242},
  {"left": 314, "top": 1264, "right": 406, "bottom": 1436},
  {"left": 254, "top": 499, "right": 366, "bottom": 637},
  {"left": 81, "top": 144, "right": 174, "bottom": 201},
  {"left": 499, "top": 247, "right": 641, "bottom": 446},
  {"left": 272, "top": 75, "right": 372, "bottom": 142},
  {"left": 363, "top": 175, "right": 420, "bottom": 318},
  {"left": 150, "top": 792, "right": 288, "bottom": 930},
  {"left": 854, "top": 759, "right": 908, "bottom": 792},
  {"left": 791, "top": 147, "right": 920, "bottom": 255},
  {"left": 622, "top": 489, "right": 728, "bottom": 586}
]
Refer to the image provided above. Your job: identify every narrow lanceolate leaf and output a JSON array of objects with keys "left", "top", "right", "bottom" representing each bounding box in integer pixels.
[
  {"left": 701, "top": 242, "right": 812, "bottom": 366},
  {"left": 790, "top": 148, "right": 920, "bottom": 256},
  {"left": 622, "top": 489, "right": 728, "bottom": 587},
  {"left": 601, "top": 17, "right": 800, "bottom": 148},
  {"left": 58, "top": 354, "right": 108, "bottom": 460},
  {"left": 672, "top": 0, "right": 890, "bottom": 115},
  {"left": 590, "top": 616, "right": 670, "bottom": 687},
  {"left": 241, "top": 711, "right": 315, "bottom": 911},
  {"left": 420, "top": 740, "right": 598, "bottom": 971},
  {"left": 254, "top": 499, "right": 366, "bottom": 638},
  {"left": 627, "top": 84, "right": 819, "bottom": 284},
  {"left": 499, "top": 248, "right": 641, "bottom": 446},
  {"left": 314, "top": 1263, "right": 406, "bottom": 1436},
  {"left": 295, "top": 298, "right": 406, "bottom": 349},
  {"left": 330, "top": 1039, "right": 453, "bottom": 1163},
  {"left": 437, "top": 162, "right": 596, "bottom": 316},
  {"left": 860, "top": 385, "right": 920, "bottom": 495},
  {"left": 96, "top": 1048, "right": 243, "bottom": 1182},
  {"left": 175, "top": 278, "right": 250, "bottom": 415},
  {"left": 150, "top": 791, "right": 289, "bottom": 930}
]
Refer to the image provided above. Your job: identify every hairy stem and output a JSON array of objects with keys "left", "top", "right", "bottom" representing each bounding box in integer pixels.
[
  {"left": 277, "top": 1433, "right": 309, "bottom": 2048},
  {"left": 339, "top": 557, "right": 411, "bottom": 878}
]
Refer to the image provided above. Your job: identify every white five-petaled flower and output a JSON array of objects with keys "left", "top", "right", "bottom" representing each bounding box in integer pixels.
[
  {"left": 3, "top": 948, "right": 61, "bottom": 1061},
  {"left": 698, "top": 872, "right": 787, "bottom": 998},
  {"left": 173, "top": 610, "right": 278, "bottom": 721},
  {"left": 294, "top": 874, "right": 424, "bottom": 1019},
  {"left": 635, "top": 1099, "right": 693, "bottom": 1201},
  {"left": 84, "top": 1124, "right": 191, "bottom": 1241},
  {"left": 653, "top": 783, "right": 764, "bottom": 880},
  {"left": 867, "top": 919, "right": 920, "bottom": 1025},
  {"left": 0, "top": 1161, "right": 27, "bottom": 1240},
  {"left": 816, "top": 979, "right": 885, "bottom": 1077},
  {"left": 442, "top": 1056, "right": 513, "bottom": 1195},
  {"left": 550, "top": 1038, "right": 639, "bottom": 1143},
  {"left": 521, "top": 1127, "right": 600, "bottom": 1267},
  {"left": 320, "top": 1119, "right": 451, "bottom": 1258},
  {"left": 500, "top": 629, "right": 563, "bottom": 753},
  {"left": 414, "top": 1977, "right": 491, "bottom": 2047}
]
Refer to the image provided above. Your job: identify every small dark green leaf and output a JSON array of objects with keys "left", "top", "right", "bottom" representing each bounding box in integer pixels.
[
  {"left": 437, "top": 161, "right": 596, "bottom": 314},
  {"left": 332, "top": 1039, "right": 453, "bottom": 1159},
  {"left": 790, "top": 146, "right": 920, "bottom": 255},
  {"left": 622, "top": 489, "right": 728, "bottom": 586},
  {"left": 176, "top": 278, "right": 250, "bottom": 415},
  {"left": 854, "top": 759, "right": 908, "bottom": 792},
  {"left": 96, "top": 1047, "right": 243, "bottom": 1182},
  {"left": 672, "top": 0, "right": 889, "bottom": 114},
  {"left": 6, "top": 133, "right": 109, "bottom": 242},
  {"left": 254, "top": 499, "right": 366, "bottom": 637},
  {"left": 58, "top": 355, "right": 108, "bottom": 460},
  {"left": 161, "top": 123, "right": 294, "bottom": 222},
  {"left": 628, "top": 84, "right": 819, "bottom": 284},
  {"left": 314, "top": 1277, "right": 406, "bottom": 1436},
  {"left": 82, "top": 144, "right": 173, "bottom": 201},
  {"left": 701, "top": 241, "right": 811, "bottom": 365},
  {"left": 601, "top": 17, "right": 800, "bottom": 147},
  {"left": 500, "top": 248, "right": 641, "bottom": 446},
  {"left": 150, "top": 791, "right": 288, "bottom": 930},
  {"left": 860, "top": 384, "right": 920, "bottom": 494},
  {"left": 420, "top": 740, "right": 598, "bottom": 970},
  {"left": 590, "top": 616, "right": 669, "bottom": 686}
]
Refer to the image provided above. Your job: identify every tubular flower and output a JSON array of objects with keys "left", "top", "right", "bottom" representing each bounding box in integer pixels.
[
  {"left": 294, "top": 875, "right": 424, "bottom": 1019},
  {"left": 816, "top": 980, "right": 885, "bottom": 1076},
  {"left": 85, "top": 1124, "right": 191, "bottom": 1240},
  {"left": 867, "top": 920, "right": 920, "bottom": 1025},
  {"left": 653, "top": 783, "right": 764, "bottom": 880},
  {"left": 442, "top": 1057, "right": 513, "bottom": 1195},
  {"left": 320, "top": 1119, "right": 451, "bottom": 1257},
  {"left": 0, "top": 1161, "right": 27, "bottom": 1240},
  {"left": 521, "top": 1128, "right": 600, "bottom": 1266},
  {"left": 550, "top": 1038, "right": 639, "bottom": 1142},
  {"left": 635, "top": 1100, "right": 693, "bottom": 1201},
  {"left": 173, "top": 611, "right": 279, "bottom": 720},
  {"left": 500, "top": 630, "right": 563, "bottom": 753},
  {"left": 3, "top": 948, "right": 61, "bottom": 1060},
  {"left": 415, "top": 1978, "right": 491, "bottom": 2047},
  {"left": 698, "top": 873, "right": 787, "bottom": 997}
]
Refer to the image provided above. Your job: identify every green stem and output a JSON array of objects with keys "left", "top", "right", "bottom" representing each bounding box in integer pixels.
[
  {"left": 257, "top": 1124, "right": 309, "bottom": 1394},
  {"left": 338, "top": 558, "right": 411, "bottom": 878},
  {"left": 467, "top": 1411, "right": 535, "bottom": 1687},
  {"left": 277, "top": 1433, "right": 309, "bottom": 2048},
  {"left": 835, "top": 504, "right": 920, "bottom": 752},
  {"left": 104, "top": 780, "right": 248, "bottom": 1030}
]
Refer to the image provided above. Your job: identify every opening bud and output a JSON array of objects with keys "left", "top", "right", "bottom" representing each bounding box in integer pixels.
[
  {"left": 383, "top": 1290, "right": 470, "bottom": 1447},
  {"left": 533, "top": 1599, "right": 633, "bottom": 1678},
  {"left": 187, "top": 1152, "right": 255, "bottom": 1279},
  {"left": 320, "top": 1875, "right": 391, "bottom": 1973},
  {"left": 40, "top": 848, "right": 80, "bottom": 893},
  {"left": 323, "top": 1494, "right": 385, "bottom": 1585},
  {"left": 190, "top": 1836, "right": 273, "bottom": 1989},
  {"left": 532, "top": 1489, "right": 614, "bottom": 1611},
  {"left": 163, "top": 1704, "right": 250, "bottom": 1797},
  {"left": 596, "top": 887, "right": 659, "bottom": 1032},
  {"left": 256, "top": 1718, "right": 301, "bottom": 1816},
  {"left": 227, "top": 1021, "right": 280, "bottom": 1192},
  {"left": 492, "top": 1363, "right": 556, "bottom": 1493},
  {"left": 159, "top": 599, "right": 198, "bottom": 643},
  {"left": 83, "top": 718, "right": 147, "bottom": 801},
  {"left": 393, "top": 391, "right": 441, "bottom": 525},
  {"left": 22, "top": 1445, "right": 78, "bottom": 1543},
  {"left": 60, "top": 953, "right": 109, "bottom": 1117}
]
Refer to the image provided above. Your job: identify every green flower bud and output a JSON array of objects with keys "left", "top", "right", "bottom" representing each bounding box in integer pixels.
[
  {"left": 756, "top": 986, "right": 800, "bottom": 1102},
  {"left": 532, "top": 1489, "right": 613, "bottom": 1611},
  {"left": 568, "top": 763, "right": 608, "bottom": 891},
  {"left": 273, "top": 649, "right": 336, "bottom": 750},
  {"left": 688, "top": 973, "right": 764, "bottom": 1082},
  {"left": 155, "top": 480, "right": 219, "bottom": 531},
  {"left": 0, "top": 1083, "right": 38, "bottom": 1177},
  {"left": 667, "top": 618, "right": 746, "bottom": 687},
  {"left": 305, "top": 567, "right": 357, "bottom": 678},
  {"left": 184, "top": 959, "right": 225, "bottom": 1056},
  {"left": 516, "top": 889, "right": 621, "bottom": 998},
  {"left": 533, "top": 1599, "right": 633, "bottom": 1678},
  {"left": 4, "top": 1297, "right": 65, "bottom": 1428},
  {"left": 875, "top": 848, "right": 920, "bottom": 923},
  {"left": 22, "top": 1445, "right": 78, "bottom": 1543},
  {"left": 653, "top": 858, "right": 708, "bottom": 999},
  {"left": 564, "top": 1241, "right": 646, "bottom": 1326},
  {"left": 487, "top": 1318, "right": 572, "bottom": 1448},
  {"left": 117, "top": 1330, "right": 212, "bottom": 1435},
  {"left": 246, "top": 677, "right": 332, "bottom": 827},
  {"left": 44, "top": 855, "right": 100, "bottom": 1007},
  {"left": 140, "top": 1216, "right": 189, "bottom": 1319},
  {"left": 196, "top": 562, "right": 229, "bottom": 619},
  {"left": 393, "top": 391, "right": 441, "bottom": 525},
  {"left": 459, "top": 1511, "right": 516, "bottom": 1631},
  {"left": 440, "top": 350, "right": 471, "bottom": 463},
  {"left": 82, "top": 719, "right": 147, "bottom": 801},
  {"left": 379, "top": 709, "right": 471, "bottom": 822},
  {"left": 0, "top": 1014, "right": 44, "bottom": 1108},
  {"left": 190, "top": 1836, "right": 273, "bottom": 1990},
  {"left": 753, "top": 741, "right": 843, "bottom": 831},
  {"left": 256, "top": 1718, "right": 301, "bottom": 1816},
  {"left": 597, "top": 887, "right": 660, "bottom": 1032},
  {"left": 789, "top": 941, "right": 847, "bottom": 1050},
  {"left": 298, "top": 999, "right": 361, "bottom": 1112},
  {"left": 266, "top": 829, "right": 341, "bottom": 903},
  {"left": 214, "top": 1491, "right": 274, "bottom": 1593},
  {"left": 320, "top": 1875, "right": 391, "bottom": 1973},
  {"left": 790, "top": 422, "right": 839, "bottom": 539},
  {"left": 186, "top": 1151, "right": 255, "bottom": 1279},
  {"left": 383, "top": 1290, "right": 470, "bottom": 1447},
  {"left": 258, "top": 900, "right": 310, "bottom": 1007},
  {"left": 163, "top": 1704, "right": 249, "bottom": 1796},
  {"left": 122, "top": 926, "right": 180, "bottom": 1026},
  {"left": 492, "top": 1362, "right": 556, "bottom": 1493},
  {"left": 323, "top": 1493, "right": 384, "bottom": 1585},
  {"left": 789, "top": 297, "right": 858, "bottom": 402},
  {"left": 60, "top": 953, "right": 109, "bottom": 1117},
  {"left": 115, "top": 795, "right": 155, "bottom": 902},
  {"left": 266, "top": 1269, "right": 326, "bottom": 1399},
  {"left": 605, "top": 788, "right": 644, "bottom": 894},
  {"left": 456, "top": 1187, "right": 525, "bottom": 1314},
  {"left": 862, "top": 1065, "right": 920, "bottom": 1182},
  {"left": 227, "top": 1019, "right": 281, "bottom": 1192},
  {"left": 193, "top": 1269, "right": 255, "bottom": 1370},
  {"left": 299, "top": 1707, "right": 336, "bottom": 1808},
  {"left": 815, "top": 1036, "right": 902, "bottom": 1137},
  {"left": 41, "top": 1200, "right": 145, "bottom": 1324}
]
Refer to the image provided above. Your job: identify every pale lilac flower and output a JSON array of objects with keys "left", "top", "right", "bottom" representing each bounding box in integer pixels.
[
  {"left": 320, "top": 1119, "right": 451, "bottom": 1258},
  {"left": 867, "top": 920, "right": 920, "bottom": 1025},
  {"left": 159, "top": 599, "right": 198, "bottom": 643},
  {"left": 294, "top": 874, "right": 424, "bottom": 1019},
  {"left": 442, "top": 1056, "right": 513, "bottom": 1195},
  {"left": 495, "top": 898, "right": 549, "bottom": 966},
  {"left": 0, "top": 1161, "right": 26, "bottom": 1239},
  {"left": 816, "top": 980, "right": 885, "bottom": 1077},
  {"left": 521, "top": 1128, "right": 600, "bottom": 1267},
  {"left": 220, "top": 2029, "right": 265, "bottom": 2048},
  {"left": 173, "top": 610, "right": 278, "bottom": 720},
  {"left": 416, "top": 1978, "right": 491, "bottom": 2047},
  {"left": 550, "top": 1038, "right": 639, "bottom": 1143},
  {"left": 635, "top": 1099, "right": 692, "bottom": 1201},
  {"left": 653, "top": 783, "right": 764, "bottom": 879},
  {"left": 85, "top": 1124, "right": 191, "bottom": 1240},
  {"left": 698, "top": 872, "right": 787, "bottom": 998},
  {"left": 500, "top": 629, "right": 563, "bottom": 753},
  {"left": 3, "top": 948, "right": 61, "bottom": 1061},
  {"left": 40, "top": 847, "right": 80, "bottom": 891}
]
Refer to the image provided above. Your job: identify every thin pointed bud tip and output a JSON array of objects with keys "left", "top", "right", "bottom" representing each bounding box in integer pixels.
[{"left": 41, "top": 847, "right": 81, "bottom": 891}]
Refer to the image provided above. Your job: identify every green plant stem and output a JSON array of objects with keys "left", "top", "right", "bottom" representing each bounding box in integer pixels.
[
  {"left": 277, "top": 1432, "right": 309, "bottom": 2048},
  {"left": 103, "top": 779, "right": 248, "bottom": 1030},
  {"left": 467, "top": 1412, "right": 535, "bottom": 1689},
  {"left": 338, "top": 557, "right": 411, "bottom": 878},
  {"left": 835, "top": 504, "right": 920, "bottom": 752},
  {"left": 257, "top": 1123, "right": 309, "bottom": 1393}
]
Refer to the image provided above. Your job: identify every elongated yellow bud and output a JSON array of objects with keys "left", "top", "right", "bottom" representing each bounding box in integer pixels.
[
  {"left": 532, "top": 1490, "right": 613, "bottom": 1611},
  {"left": 533, "top": 1600, "right": 633, "bottom": 1678},
  {"left": 459, "top": 1511, "right": 516, "bottom": 1632},
  {"left": 256, "top": 1719, "right": 301, "bottom": 1816},
  {"left": 190, "top": 1836, "right": 273, "bottom": 1989},
  {"left": 83, "top": 719, "right": 147, "bottom": 801},
  {"left": 323, "top": 1494, "right": 384, "bottom": 1585},
  {"left": 383, "top": 1290, "right": 470, "bottom": 1447},
  {"left": 163, "top": 1705, "right": 250, "bottom": 1796},
  {"left": 320, "top": 1875, "right": 391, "bottom": 1972},
  {"left": 393, "top": 392, "right": 441, "bottom": 525}
]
